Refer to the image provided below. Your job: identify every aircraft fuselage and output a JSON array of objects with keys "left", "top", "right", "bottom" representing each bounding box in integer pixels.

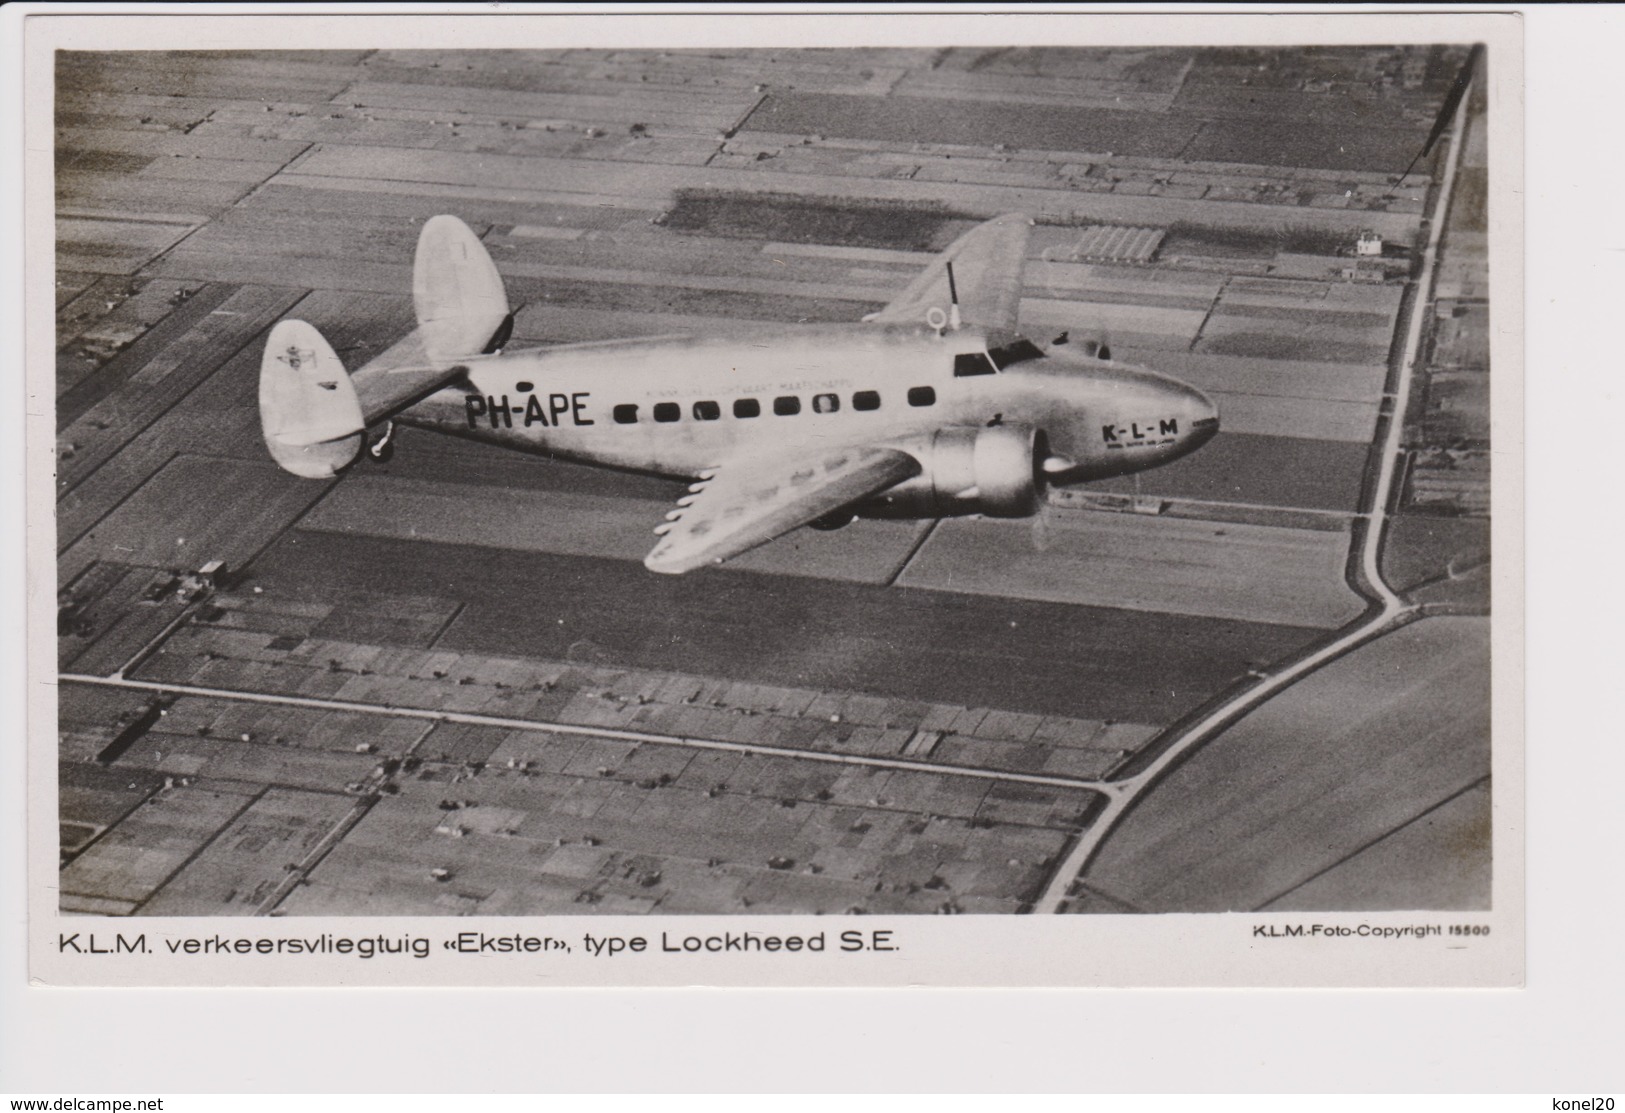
[{"left": 398, "top": 323, "right": 1219, "bottom": 500}]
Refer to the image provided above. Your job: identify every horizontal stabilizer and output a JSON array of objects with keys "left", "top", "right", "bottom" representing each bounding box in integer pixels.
[{"left": 259, "top": 319, "right": 365, "bottom": 479}]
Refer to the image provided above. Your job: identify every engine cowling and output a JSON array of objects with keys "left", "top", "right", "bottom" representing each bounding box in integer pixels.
[{"left": 863, "top": 424, "right": 1040, "bottom": 520}]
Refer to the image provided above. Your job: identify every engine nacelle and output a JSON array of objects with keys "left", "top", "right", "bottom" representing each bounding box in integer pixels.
[{"left": 863, "top": 424, "right": 1040, "bottom": 520}]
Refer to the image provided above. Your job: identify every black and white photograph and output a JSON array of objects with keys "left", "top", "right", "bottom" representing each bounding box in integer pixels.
[{"left": 25, "top": 11, "right": 1522, "bottom": 989}]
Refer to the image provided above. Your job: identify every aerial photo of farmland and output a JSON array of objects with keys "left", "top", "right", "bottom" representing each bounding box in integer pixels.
[{"left": 53, "top": 43, "right": 1493, "bottom": 917}]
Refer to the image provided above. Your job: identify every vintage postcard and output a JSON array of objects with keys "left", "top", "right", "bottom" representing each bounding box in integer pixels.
[{"left": 24, "top": 9, "right": 1523, "bottom": 987}]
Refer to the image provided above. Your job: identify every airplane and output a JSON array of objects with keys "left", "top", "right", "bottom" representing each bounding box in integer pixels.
[{"left": 259, "top": 212, "right": 1219, "bottom": 574}]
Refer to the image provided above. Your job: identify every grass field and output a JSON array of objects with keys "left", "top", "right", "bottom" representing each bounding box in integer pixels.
[
  {"left": 241, "top": 528, "right": 1316, "bottom": 727},
  {"left": 899, "top": 510, "right": 1365, "bottom": 628},
  {"left": 1080, "top": 617, "right": 1491, "bottom": 912}
]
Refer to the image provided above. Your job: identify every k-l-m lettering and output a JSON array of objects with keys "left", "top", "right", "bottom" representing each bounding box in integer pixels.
[{"left": 59, "top": 932, "right": 147, "bottom": 953}]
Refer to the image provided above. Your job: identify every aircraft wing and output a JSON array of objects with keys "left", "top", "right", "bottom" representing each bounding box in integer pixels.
[
  {"left": 865, "top": 212, "right": 1032, "bottom": 333},
  {"left": 644, "top": 444, "right": 921, "bottom": 574}
]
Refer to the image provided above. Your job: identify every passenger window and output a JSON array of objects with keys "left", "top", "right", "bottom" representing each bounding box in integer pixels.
[
  {"left": 612, "top": 403, "right": 639, "bottom": 425},
  {"left": 954, "top": 352, "right": 996, "bottom": 377},
  {"left": 773, "top": 396, "right": 801, "bottom": 416},
  {"left": 907, "top": 386, "right": 936, "bottom": 407},
  {"left": 852, "top": 390, "right": 880, "bottom": 411},
  {"left": 812, "top": 393, "right": 839, "bottom": 414},
  {"left": 693, "top": 400, "right": 721, "bottom": 421},
  {"left": 653, "top": 402, "right": 680, "bottom": 423},
  {"left": 733, "top": 398, "right": 761, "bottom": 418}
]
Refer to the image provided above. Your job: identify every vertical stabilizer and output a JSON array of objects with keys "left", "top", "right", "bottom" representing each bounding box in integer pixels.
[
  {"left": 259, "top": 319, "right": 366, "bottom": 479},
  {"left": 412, "top": 215, "right": 511, "bottom": 361},
  {"left": 861, "top": 213, "right": 1032, "bottom": 333}
]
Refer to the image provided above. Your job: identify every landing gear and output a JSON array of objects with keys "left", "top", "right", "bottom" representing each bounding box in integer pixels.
[{"left": 367, "top": 421, "right": 396, "bottom": 463}]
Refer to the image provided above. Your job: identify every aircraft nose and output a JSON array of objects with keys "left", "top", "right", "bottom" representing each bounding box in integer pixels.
[{"left": 1185, "top": 384, "right": 1220, "bottom": 448}]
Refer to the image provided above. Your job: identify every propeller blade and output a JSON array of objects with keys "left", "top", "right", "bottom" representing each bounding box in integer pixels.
[{"left": 1030, "top": 500, "right": 1055, "bottom": 553}]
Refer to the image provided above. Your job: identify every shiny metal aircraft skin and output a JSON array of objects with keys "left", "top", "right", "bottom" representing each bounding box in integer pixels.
[{"left": 260, "top": 213, "right": 1219, "bottom": 573}]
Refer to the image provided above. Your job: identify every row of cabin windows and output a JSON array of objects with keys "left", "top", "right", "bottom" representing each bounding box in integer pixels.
[{"left": 610, "top": 386, "right": 936, "bottom": 426}]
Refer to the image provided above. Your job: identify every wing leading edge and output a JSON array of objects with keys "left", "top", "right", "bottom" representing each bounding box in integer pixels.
[
  {"left": 865, "top": 212, "right": 1033, "bottom": 334},
  {"left": 644, "top": 445, "right": 921, "bottom": 574}
]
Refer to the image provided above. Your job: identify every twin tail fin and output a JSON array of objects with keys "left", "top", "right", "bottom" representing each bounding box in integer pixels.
[{"left": 260, "top": 215, "right": 510, "bottom": 478}]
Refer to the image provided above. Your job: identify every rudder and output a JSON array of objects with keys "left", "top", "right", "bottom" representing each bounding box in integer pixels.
[
  {"left": 413, "top": 215, "right": 511, "bottom": 361},
  {"left": 260, "top": 319, "right": 366, "bottom": 479}
]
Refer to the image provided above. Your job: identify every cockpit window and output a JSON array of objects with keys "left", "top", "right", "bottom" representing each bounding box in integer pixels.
[
  {"left": 953, "top": 352, "right": 996, "bottom": 377},
  {"left": 988, "top": 337, "right": 1046, "bottom": 370}
]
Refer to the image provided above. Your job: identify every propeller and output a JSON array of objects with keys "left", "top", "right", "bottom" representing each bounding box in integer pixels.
[
  {"left": 1041, "top": 452, "right": 1077, "bottom": 477},
  {"left": 1029, "top": 498, "right": 1057, "bottom": 552},
  {"left": 1029, "top": 429, "right": 1076, "bottom": 551}
]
